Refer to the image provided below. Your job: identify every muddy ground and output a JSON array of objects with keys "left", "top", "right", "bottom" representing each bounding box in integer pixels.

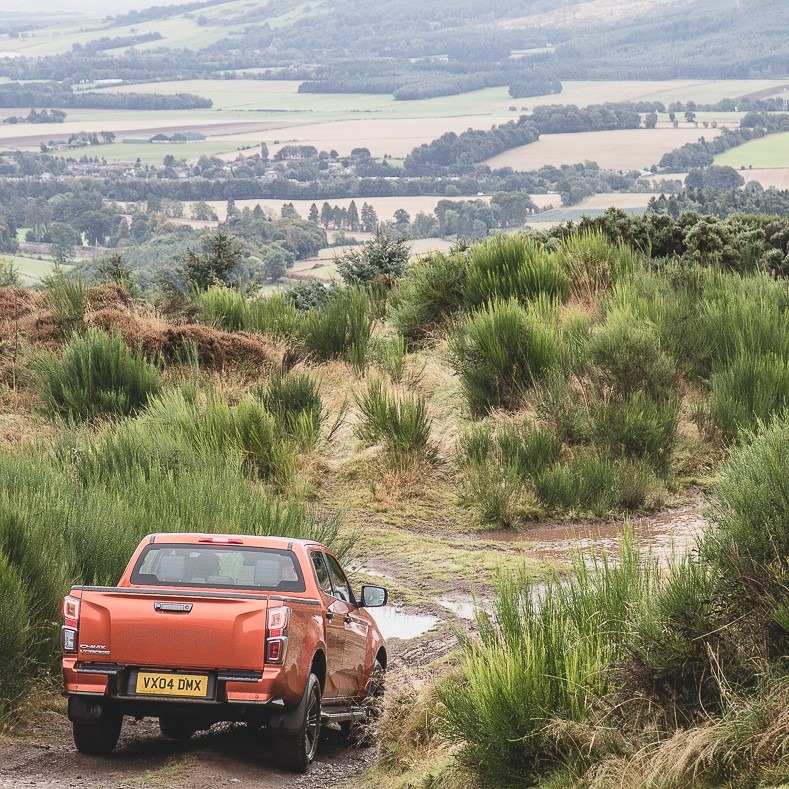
[{"left": 0, "top": 499, "right": 706, "bottom": 788}]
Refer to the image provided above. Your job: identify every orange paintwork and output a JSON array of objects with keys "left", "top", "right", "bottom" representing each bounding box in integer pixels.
[{"left": 62, "top": 534, "right": 386, "bottom": 712}]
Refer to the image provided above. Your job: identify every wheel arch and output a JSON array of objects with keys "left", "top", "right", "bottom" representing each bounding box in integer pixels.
[{"left": 311, "top": 649, "right": 327, "bottom": 693}]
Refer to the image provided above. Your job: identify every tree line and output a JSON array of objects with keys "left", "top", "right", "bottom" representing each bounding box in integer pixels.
[{"left": 0, "top": 82, "right": 212, "bottom": 111}]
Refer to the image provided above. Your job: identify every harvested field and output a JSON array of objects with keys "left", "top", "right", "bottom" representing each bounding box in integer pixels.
[
  {"left": 485, "top": 127, "right": 724, "bottom": 171},
  {"left": 571, "top": 192, "right": 659, "bottom": 209}
]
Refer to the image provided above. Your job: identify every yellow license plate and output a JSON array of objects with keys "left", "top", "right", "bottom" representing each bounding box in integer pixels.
[{"left": 135, "top": 672, "right": 208, "bottom": 697}]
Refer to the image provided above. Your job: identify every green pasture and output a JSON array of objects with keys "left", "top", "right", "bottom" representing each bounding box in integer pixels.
[
  {"left": 4, "top": 255, "right": 72, "bottom": 285},
  {"left": 715, "top": 132, "right": 789, "bottom": 168}
]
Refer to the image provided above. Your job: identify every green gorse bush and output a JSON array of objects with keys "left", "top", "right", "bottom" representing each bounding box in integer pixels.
[{"left": 33, "top": 328, "right": 161, "bottom": 421}]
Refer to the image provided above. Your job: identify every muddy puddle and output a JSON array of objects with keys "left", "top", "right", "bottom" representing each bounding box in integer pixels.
[
  {"left": 437, "top": 596, "right": 478, "bottom": 620},
  {"left": 487, "top": 501, "right": 707, "bottom": 566},
  {"left": 369, "top": 607, "right": 439, "bottom": 640}
]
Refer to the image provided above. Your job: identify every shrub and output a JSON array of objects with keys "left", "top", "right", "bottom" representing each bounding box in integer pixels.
[
  {"left": 708, "top": 352, "right": 789, "bottom": 440},
  {"left": 552, "top": 229, "right": 637, "bottom": 303},
  {"left": 33, "top": 328, "right": 161, "bottom": 421},
  {"left": 373, "top": 334, "right": 408, "bottom": 384},
  {"left": 258, "top": 371, "right": 326, "bottom": 450},
  {"left": 299, "top": 286, "right": 375, "bottom": 370},
  {"left": 354, "top": 377, "right": 436, "bottom": 464},
  {"left": 449, "top": 299, "right": 560, "bottom": 414},
  {"left": 286, "top": 280, "right": 335, "bottom": 312},
  {"left": 464, "top": 234, "right": 570, "bottom": 308},
  {"left": 588, "top": 309, "right": 677, "bottom": 402},
  {"left": 702, "top": 414, "right": 789, "bottom": 658},
  {"left": 335, "top": 228, "right": 410, "bottom": 285},
  {"left": 438, "top": 536, "right": 658, "bottom": 785},
  {"left": 391, "top": 251, "right": 467, "bottom": 343},
  {"left": 591, "top": 392, "right": 680, "bottom": 469},
  {"left": 533, "top": 450, "right": 652, "bottom": 516}
]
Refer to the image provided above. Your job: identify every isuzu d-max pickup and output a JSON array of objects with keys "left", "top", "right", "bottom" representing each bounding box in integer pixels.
[{"left": 62, "top": 533, "right": 388, "bottom": 772}]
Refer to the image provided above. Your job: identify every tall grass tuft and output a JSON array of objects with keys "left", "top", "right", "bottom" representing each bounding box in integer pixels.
[
  {"left": 438, "top": 535, "right": 658, "bottom": 786},
  {"left": 552, "top": 229, "right": 637, "bottom": 303},
  {"left": 141, "top": 388, "right": 296, "bottom": 487},
  {"left": 449, "top": 299, "right": 560, "bottom": 414},
  {"left": 196, "top": 286, "right": 301, "bottom": 338},
  {"left": 465, "top": 234, "right": 570, "bottom": 308},
  {"left": 299, "top": 286, "right": 375, "bottom": 371},
  {"left": 354, "top": 377, "right": 436, "bottom": 465},
  {"left": 258, "top": 370, "right": 326, "bottom": 450},
  {"left": 0, "top": 551, "right": 33, "bottom": 717},
  {"left": 44, "top": 267, "right": 87, "bottom": 335},
  {"left": 33, "top": 328, "right": 161, "bottom": 421},
  {"left": 391, "top": 251, "right": 467, "bottom": 344},
  {"left": 707, "top": 353, "right": 789, "bottom": 440}
]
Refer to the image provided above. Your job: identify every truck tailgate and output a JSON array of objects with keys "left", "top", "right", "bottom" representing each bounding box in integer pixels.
[{"left": 77, "top": 588, "right": 269, "bottom": 671}]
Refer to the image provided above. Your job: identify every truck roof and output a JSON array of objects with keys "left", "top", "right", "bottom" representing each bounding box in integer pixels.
[{"left": 144, "top": 533, "right": 324, "bottom": 550}]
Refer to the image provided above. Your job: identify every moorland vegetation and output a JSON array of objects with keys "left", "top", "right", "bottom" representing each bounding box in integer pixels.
[{"left": 0, "top": 215, "right": 787, "bottom": 786}]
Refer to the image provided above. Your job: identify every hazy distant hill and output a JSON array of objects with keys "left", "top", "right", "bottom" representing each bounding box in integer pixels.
[{"left": 2, "top": 0, "right": 787, "bottom": 87}]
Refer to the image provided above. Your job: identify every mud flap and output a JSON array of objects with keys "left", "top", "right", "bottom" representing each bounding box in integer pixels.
[
  {"left": 68, "top": 695, "right": 109, "bottom": 723},
  {"left": 267, "top": 678, "right": 311, "bottom": 735}
]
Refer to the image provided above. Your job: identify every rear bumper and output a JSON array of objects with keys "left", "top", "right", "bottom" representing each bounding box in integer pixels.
[{"left": 63, "top": 659, "right": 295, "bottom": 721}]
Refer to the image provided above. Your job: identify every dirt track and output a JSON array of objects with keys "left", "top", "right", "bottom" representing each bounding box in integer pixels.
[{"left": 0, "top": 716, "right": 375, "bottom": 789}]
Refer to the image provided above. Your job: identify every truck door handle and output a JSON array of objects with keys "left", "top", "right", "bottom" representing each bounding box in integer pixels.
[{"left": 326, "top": 611, "right": 334, "bottom": 621}]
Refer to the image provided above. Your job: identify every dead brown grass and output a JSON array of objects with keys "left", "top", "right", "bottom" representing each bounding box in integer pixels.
[
  {"left": 0, "top": 288, "right": 42, "bottom": 321},
  {"left": 85, "top": 283, "right": 133, "bottom": 313},
  {"left": 84, "top": 308, "right": 282, "bottom": 370}
]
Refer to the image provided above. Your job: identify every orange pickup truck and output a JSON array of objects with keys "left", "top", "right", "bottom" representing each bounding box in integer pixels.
[{"left": 62, "top": 533, "right": 388, "bottom": 772}]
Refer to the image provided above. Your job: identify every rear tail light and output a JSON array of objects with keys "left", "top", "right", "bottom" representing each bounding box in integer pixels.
[
  {"left": 265, "top": 605, "right": 290, "bottom": 664},
  {"left": 62, "top": 595, "right": 80, "bottom": 654}
]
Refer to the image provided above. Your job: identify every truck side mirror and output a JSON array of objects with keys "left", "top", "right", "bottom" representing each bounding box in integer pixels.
[{"left": 360, "top": 585, "right": 388, "bottom": 608}]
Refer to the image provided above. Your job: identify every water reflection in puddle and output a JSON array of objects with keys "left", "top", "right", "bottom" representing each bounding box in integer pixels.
[
  {"left": 369, "top": 607, "right": 439, "bottom": 640},
  {"left": 486, "top": 501, "right": 706, "bottom": 567},
  {"left": 437, "top": 597, "right": 477, "bottom": 620}
]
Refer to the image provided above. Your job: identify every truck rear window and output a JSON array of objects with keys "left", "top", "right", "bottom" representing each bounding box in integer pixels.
[{"left": 131, "top": 545, "right": 305, "bottom": 593}]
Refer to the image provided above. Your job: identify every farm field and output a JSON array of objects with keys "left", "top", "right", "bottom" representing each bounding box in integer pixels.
[
  {"left": 485, "top": 126, "right": 724, "bottom": 171},
  {"left": 571, "top": 192, "right": 658, "bottom": 209},
  {"left": 3, "top": 255, "right": 72, "bottom": 285},
  {"left": 0, "top": 78, "right": 786, "bottom": 165},
  {"left": 715, "top": 132, "right": 789, "bottom": 168},
  {"left": 88, "top": 78, "right": 789, "bottom": 117}
]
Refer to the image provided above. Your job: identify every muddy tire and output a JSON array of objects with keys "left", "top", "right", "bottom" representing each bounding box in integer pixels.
[
  {"left": 159, "top": 716, "right": 196, "bottom": 741},
  {"left": 273, "top": 673, "right": 321, "bottom": 773},
  {"left": 72, "top": 706, "right": 122, "bottom": 756},
  {"left": 343, "top": 658, "right": 385, "bottom": 747}
]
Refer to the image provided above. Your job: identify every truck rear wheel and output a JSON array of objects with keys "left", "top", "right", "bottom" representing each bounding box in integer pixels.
[
  {"left": 72, "top": 706, "right": 122, "bottom": 756},
  {"left": 274, "top": 672, "right": 321, "bottom": 773}
]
